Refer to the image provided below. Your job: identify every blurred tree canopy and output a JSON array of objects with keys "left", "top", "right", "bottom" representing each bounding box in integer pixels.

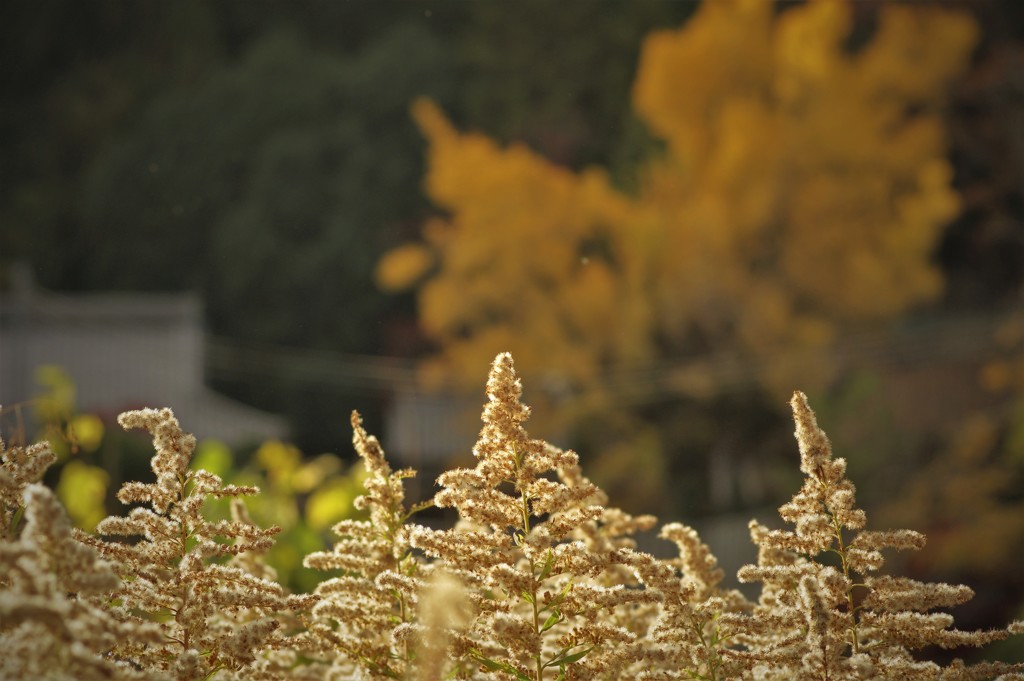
[
  {"left": 80, "top": 24, "right": 451, "bottom": 349},
  {"left": 0, "top": 0, "right": 689, "bottom": 449},
  {"left": 379, "top": 0, "right": 979, "bottom": 511},
  {"left": 2, "top": 0, "right": 1024, "bottom": 509}
]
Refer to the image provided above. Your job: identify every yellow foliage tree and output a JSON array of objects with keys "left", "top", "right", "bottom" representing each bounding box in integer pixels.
[{"left": 379, "top": 0, "right": 977, "bottom": 507}]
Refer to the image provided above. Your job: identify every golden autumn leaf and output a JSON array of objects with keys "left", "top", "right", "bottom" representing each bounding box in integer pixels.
[{"left": 382, "top": 0, "right": 978, "bottom": 507}]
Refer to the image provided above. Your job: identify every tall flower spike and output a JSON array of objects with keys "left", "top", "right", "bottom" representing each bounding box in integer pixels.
[
  {"left": 301, "top": 410, "right": 429, "bottom": 680},
  {"left": 735, "top": 391, "right": 1024, "bottom": 679},
  {"left": 79, "top": 408, "right": 314, "bottom": 679},
  {"left": 1, "top": 435, "right": 57, "bottom": 536},
  {"left": 410, "top": 353, "right": 664, "bottom": 680},
  {"left": 0, "top": 484, "right": 163, "bottom": 680}
]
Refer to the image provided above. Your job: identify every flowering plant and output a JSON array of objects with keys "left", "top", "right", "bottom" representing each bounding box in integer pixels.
[{"left": 1, "top": 353, "right": 1021, "bottom": 679}]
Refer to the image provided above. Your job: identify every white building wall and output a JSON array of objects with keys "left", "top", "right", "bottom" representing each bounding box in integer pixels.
[{"left": 0, "top": 270, "right": 285, "bottom": 444}]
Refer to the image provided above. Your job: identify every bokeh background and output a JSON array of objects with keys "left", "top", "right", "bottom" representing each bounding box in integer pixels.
[{"left": 2, "top": 0, "right": 1023, "bottom": 663}]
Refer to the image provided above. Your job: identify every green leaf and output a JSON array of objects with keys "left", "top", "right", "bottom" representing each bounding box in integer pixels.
[
  {"left": 68, "top": 413, "right": 105, "bottom": 453},
  {"left": 469, "top": 650, "right": 531, "bottom": 681},
  {"left": 520, "top": 590, "right": 535, "bottom": 605},
  {"left": 549, "top": 578, "right": 573, "bottom": 607},
  {"left": 191, "top": 439, "right": 232, "bottom": 477},
  {"left": 538, "top": 549, "right": 555, "bottom": 581},
  {"left": 545, "top": 646, "right": 594, "bottom": 668},
  {"left": 541, "top": 610, "right": 562, "bottom": 632},
  {"left": 8, "top": 504, "right": 26, "bottom": 537},
  {"left": 476, "top": 657, "right": 504, "bottom": 672},
  {"left": 57, "top": 460, "right": 109, "bottom": 531},
  {"left": 305, "top": 478, "right": 357, "bottom": 530}
]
